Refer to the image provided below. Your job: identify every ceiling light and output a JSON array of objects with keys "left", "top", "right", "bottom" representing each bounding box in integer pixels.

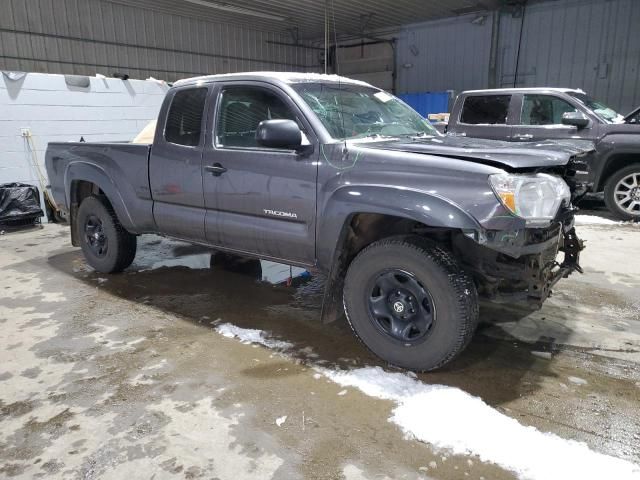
[{"left": 184, "top": 0, "right": 286, "bottom": 21}]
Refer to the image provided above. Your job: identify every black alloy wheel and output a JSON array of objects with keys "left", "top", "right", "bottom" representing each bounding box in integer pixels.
[
  {"left": 76, "top": 195, "right": 137, "bottom": 273},
  {"left": 368, "top": 269, "right": 435, "bottom": 344},
  {"left": 84, "top": 214, "right": 108, "bottom": 258}
]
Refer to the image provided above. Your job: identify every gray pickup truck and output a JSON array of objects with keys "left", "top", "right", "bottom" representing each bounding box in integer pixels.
[
  {"left": 445, "top": 88, "right": 640, "bottom": 220},
  {"left": 46, "top": 72, "right": 589, "bottom": 371}
]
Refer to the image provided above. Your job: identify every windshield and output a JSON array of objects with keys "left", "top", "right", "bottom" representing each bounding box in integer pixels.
[
  {"left": 292, "top": 83, "right": 439, "bottom": 140},
  {"left": 567, "top": 92, "right": 624, "bottom": 124}
]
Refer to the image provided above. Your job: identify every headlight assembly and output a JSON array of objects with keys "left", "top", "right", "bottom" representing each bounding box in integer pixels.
[{"left": 489, "top": 173, "right": 571, "bottom": 226}]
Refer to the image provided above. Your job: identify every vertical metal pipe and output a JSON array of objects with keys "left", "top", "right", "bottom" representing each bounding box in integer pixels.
[
  {"left": 513, "top": 1, "right": 527, "bottom": 88},
  {"left": 324, "top": 2, "right": 328, "bottom": 74},
  {"left": 488, "top": 10, "right": 500, "bottom": 88}
]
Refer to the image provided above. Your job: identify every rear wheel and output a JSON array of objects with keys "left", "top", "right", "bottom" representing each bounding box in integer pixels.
[
  {"left": 604, "top": 164, "right": 640, "bottom": 221},
  {"left": 343, "top": 236, "right": 478, "bottom": 371},
  {"left": 77, "top": 195, "right": 137, "bottom": 273}
]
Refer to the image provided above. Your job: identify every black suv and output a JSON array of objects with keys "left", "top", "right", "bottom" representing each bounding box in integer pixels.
[{"left": 446, "top": 88, "right": 640, "bottom": 220}]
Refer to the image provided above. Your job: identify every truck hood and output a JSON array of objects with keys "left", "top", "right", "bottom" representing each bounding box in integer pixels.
[{"left": 359, "top": 136, "right": 595, "bottom": 170}]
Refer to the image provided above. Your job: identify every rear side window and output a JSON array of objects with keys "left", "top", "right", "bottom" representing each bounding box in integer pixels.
[
  {"left": 460, "top": 95, "right": 510, "bottom": 124},
  {"left": 165, "top": 88, "right": 207, "bottom": 146}
]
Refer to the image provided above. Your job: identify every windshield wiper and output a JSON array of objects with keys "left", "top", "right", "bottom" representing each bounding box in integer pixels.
[
  {"left": 406, "top": 132, "right": 434, "bottom": 138},
  {"left": 356, "top": 133, "right": 393, "bottom": 140}
]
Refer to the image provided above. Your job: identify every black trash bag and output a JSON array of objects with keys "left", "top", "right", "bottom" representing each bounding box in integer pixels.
[{"left": 0, "top": 183, "right": 44, "bottom": 224}]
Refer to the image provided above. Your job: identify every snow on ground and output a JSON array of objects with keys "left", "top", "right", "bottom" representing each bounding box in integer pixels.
[
  {"left": 574, "top": 215, "right": 627, "bottom": 226},
  {"left": 212, "top": 323, "right": 640, "bottom": 480},
  {"left": 215, "top": 322, "right": 293, "bottom": 350},
  {"left": 324, "top": 366, "right": 639, "bottom": 480}
]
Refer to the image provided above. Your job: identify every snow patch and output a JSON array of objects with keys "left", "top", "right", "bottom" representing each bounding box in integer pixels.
[
  {"left": 531, "top": 351, "right": 552, "bottom": 360},
  {"left": 321, "top": 366, "right": 639, "bottom": 480},
  {"left": 215, "top": 323, "right": 293, "bottom": 350},
  {"left": 568, "top": 376, "right": 588, "bottom": 386},
  {"left": 574, "top": 215, "right": 622, "bottom": 226},
  {"left": 210, "top": 323, "right": 640, "bottom": 480}
]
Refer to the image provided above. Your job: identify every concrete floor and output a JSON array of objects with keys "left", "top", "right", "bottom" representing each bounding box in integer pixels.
[{"left": 1, "top": 209, "right": 639, "bottom": 479}]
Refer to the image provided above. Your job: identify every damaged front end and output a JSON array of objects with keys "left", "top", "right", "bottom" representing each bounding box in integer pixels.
[
  {"left": 456, "top": 159, "right": 588, "bottom": 308},
  {"left": 454, "top": 212, "right": 584, "bottom": 307},
  {"left": 453, "top": 148, "right": 591, "bottom": 308}
]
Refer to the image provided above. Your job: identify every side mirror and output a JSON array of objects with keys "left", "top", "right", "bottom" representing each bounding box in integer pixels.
[
  {"left": 256, "top": 119, "right": 302, "bottom": 150},
  {"left": 561, "top": 111, "right": 589, "bottom": 129}
]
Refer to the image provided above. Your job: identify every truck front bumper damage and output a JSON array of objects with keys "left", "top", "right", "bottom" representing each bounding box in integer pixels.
[
  {"left": 521, "top": 226, "right": 583, "bottom": 305},
  {"left": 456, "top": 216, "right": 584, "bottom": 308}
]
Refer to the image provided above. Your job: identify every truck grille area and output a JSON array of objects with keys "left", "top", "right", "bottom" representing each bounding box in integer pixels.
[{"left": 453, "top": 221, "right": 583, "bottom": 307}]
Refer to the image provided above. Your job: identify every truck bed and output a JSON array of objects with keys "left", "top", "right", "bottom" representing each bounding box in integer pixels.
[{"left": 45, "top": 142, "right": 155, "bottom": 233}]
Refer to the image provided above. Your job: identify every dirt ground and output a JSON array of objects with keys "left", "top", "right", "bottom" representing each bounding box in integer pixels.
[{"left": 1, "top": 207, "right": 639, "bottom": 479}]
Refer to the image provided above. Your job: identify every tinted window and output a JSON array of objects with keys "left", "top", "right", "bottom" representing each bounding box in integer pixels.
[
  {"left": 216, "top": 86, "right": 296, "bottom": 148},
  {"left": 521, "top": 95, "right": 577, "bottom": 125},
  {"left": 460, "top": 95, "right": 510, "bottom": 124},
  {"left": 165, "top": 88, "right": 207, "bottom": 146}
]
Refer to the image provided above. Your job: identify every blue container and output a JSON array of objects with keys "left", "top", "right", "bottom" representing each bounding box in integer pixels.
[{"left": 398, "top": 92, "right": 451, "bottom": 118}]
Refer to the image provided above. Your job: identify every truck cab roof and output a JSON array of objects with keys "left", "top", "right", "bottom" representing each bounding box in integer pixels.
[
  {"left": 460, "top": 87, "right": 585, "bottom": 95},
  {"left": 174, "top": 71, "right": 374, "bottom": 88}
]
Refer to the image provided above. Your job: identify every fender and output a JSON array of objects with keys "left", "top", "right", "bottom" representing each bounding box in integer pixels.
[
  {"left": 594, "top": 134, "right": 640, "bottom": 191},
  {"left": 65, "top": 161, "right": 137, "bottom": 233},
  {"left": 317, "top": 185, "right": 483, "bottom": 324},
  {"left": 316, "top": 184, "right": 482, "bottom": 270}
]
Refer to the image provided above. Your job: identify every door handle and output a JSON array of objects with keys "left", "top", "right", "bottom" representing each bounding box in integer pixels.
[
  {"left": 205, "top": 163, "right": 227, "bottom": 176},
  {"left": 514, "top": 133, "right": 533, "bottom": 140}
]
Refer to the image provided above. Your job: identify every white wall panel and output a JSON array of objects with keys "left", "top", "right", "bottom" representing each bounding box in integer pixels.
[{"left": 0, "top": 72, "right": 167, "bottom": 190}]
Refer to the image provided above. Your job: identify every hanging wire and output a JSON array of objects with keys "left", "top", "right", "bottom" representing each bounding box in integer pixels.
[
  {"left": 329, "top": 0, "right": 347, "bottom": 148},
  {"left": 324, "top": 2, "right": 328, "bottom": 74}
]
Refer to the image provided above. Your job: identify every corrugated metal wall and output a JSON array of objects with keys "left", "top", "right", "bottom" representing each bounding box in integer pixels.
[
  {"left": 396, "top": 14, "right": 493, "bottom": 94},
  {"left": 497, "top": 0, "right": 640, "bottom": 112},
  {"left": 0, "top": 0, "right": 316, "bottom": 82},
  {"left": 396, "top": 0, "right": 640, "bottom": 112}
]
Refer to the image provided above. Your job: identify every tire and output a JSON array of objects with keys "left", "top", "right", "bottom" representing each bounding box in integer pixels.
[
  {"left": 604, "top": 163, "right": 640, "bottom": 221},
  {"left": 343, "top": 236, "right": 478, "bottom": 371},
  {"left": 76, "top": 195, "right": 137, "bottom": 273}
]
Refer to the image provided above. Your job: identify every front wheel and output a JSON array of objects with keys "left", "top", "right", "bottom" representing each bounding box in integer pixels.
[
  {"left": 604, "top": 164, "right": 640, "bottom": 220},
  {"left": 343, "top": 236, "right": 479, "bottom": 371},
  {"left": 76, "top": 195, "right": 137, "bottom": 273}
]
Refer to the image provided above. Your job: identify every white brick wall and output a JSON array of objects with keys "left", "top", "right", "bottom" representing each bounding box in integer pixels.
[{"left": 0, "top": 72, "right": 168, "bottom": 196}]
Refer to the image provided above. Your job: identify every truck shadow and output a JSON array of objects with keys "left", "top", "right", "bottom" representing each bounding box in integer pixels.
[{"left": 47, "top": 237, "right": 577, "bottom": 407}]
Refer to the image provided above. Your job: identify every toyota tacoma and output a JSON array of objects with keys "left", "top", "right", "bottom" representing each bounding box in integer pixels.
[{"left": 46, "top": 72, "right": 589, "bottom": 371}]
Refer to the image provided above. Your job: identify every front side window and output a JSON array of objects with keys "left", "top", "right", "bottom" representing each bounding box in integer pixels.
[
  {"left": 292, "top": 83, "right": 438, "bottom": 140},
  {"left": 460, "top": 95, "right": 511, "bottom": 125},
  {"left": 216, "top": 86, "right": 297, "bottom": 148},
  {"left": 165, "top": 88, "right": 207, "bottom": 146},
  {"left": 521, "top": 94, "right": 577, "bottom": 125}
]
